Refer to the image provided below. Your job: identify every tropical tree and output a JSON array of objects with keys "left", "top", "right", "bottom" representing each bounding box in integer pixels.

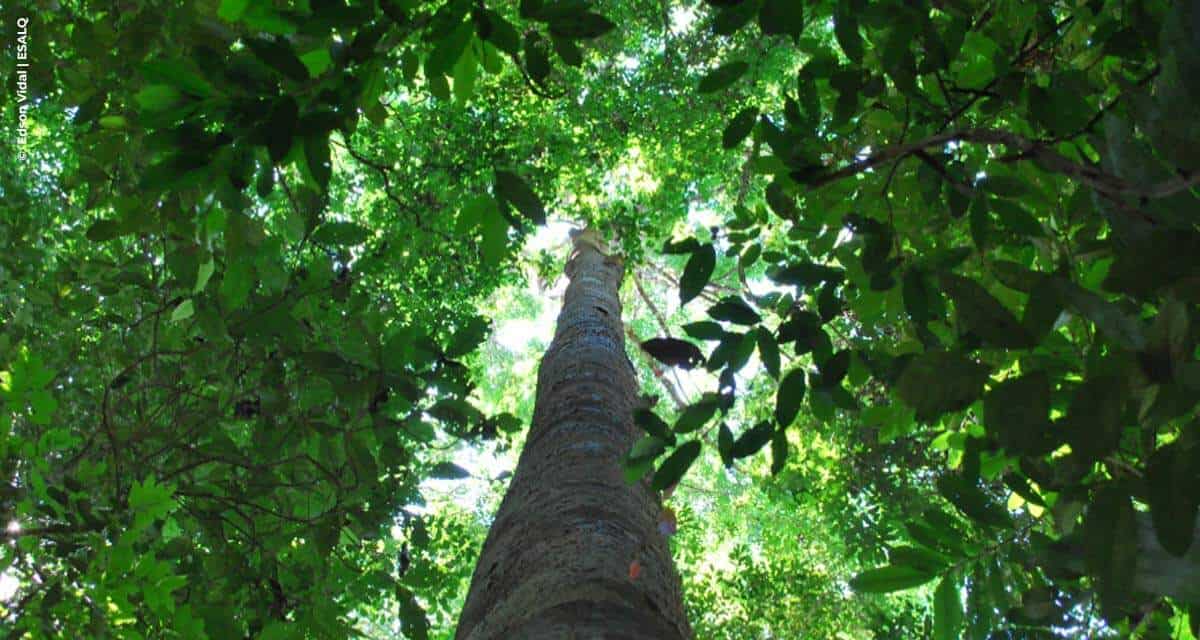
[
  {"left": 455, "top": 229, "right": 689, "bottom": 638},
  {"left": 2, "top": 0, "right": 1199, "bottom": 638}
]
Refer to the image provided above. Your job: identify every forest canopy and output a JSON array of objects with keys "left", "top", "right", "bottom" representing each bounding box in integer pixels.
[{"left": 1, "top": 0, "right": 1199, "bottom": 638}]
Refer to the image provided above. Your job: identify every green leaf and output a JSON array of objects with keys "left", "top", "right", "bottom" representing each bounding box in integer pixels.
[
  {"left": 698, "top": 61, "right": 749, "bottom": 93},
  {"left": 141, "top": 59, "right": 215, "bottom": 97},
  {"left": 731, "top": 421, "right": 774, "bottom": 459},
  {"left": 934, "top": 572, "right": 965, "bottom": 640},
  {"left": 479, "top": 10, "right": 520, "bottom": 56},
  {"left": 135, "top": 84, "right": 183, "bottom": 112},
  {"left": 128, "top": 475, "right": 177, "bottom": 531},
  {"left": 682, "top": 321, "right": 726, "bottom": 341},
  {"left": 758, "top": 0, "right": 804, "bottom": 41},
  {"left": 939, "top": 274, "right": 1033, "bottom": 348},
  {"left": 756, "top": 327, "right": 780, "bottom": 379},
  {"left": 429, "top": 462, "right": 470, "bottom": 480},
  {"left": 85, "top": 219, "right": 123, "bottom": 242},
  {"left": 396, "top": 585, "right": 430, "bottom": 640},
  {"left": 850, "top": 565, "right": 936, "bottom": 593},
  {"left": 983, "top": 372, "right": 1051, "bottom": 454},
  {"left": 547, "top": 11, "right": 616, "bottom": 39},
  {"left": 708, "top": 297, "right": 761, "bottom": 325},
  {"left": 1062, "top": 375, "right": 1128, "bottom": 462},
  {"left": 312, "top": 222, "right": 371, "bottom": 246},
  {"left": 170, "top": 299, "right": 195, "bottom": 323},
  {"left": 246, "top": 38, "right": 310, "bottom": 82},
  {"left": 640, "top": 337, "right": 705, "bottom": 370},
  {"left": 770, "top": 428, "right": 788, "bottom": 474},
  {"left": 479, "top": 192, "right": 510, "bottom": 266},
  {"left": 936, "top": 474, "right": 1012, "bottom": 529},
  {"left": 28, "top": 390, "right": 57, "bottom": 425},
  {"left": 304, "top": 133, "right": 332, "bottom": 189},
  {"left": 218, "top": 0, "right": 250, "bottom": 21},
  {"left": 889, "top": 545, "right": 950, "bottom": 574},
  {"left": 713, "top": 1, "right": 758, "bottom": 36},
  {"left": 1084, "top": 487, "right": 1138, "bottom": 618},
  {"left": 722, "top": 107, "right": 758, "bottom": 149},
  {"left": 299, "top": 48, "right": 333, "bottom": 77},
  {"left": 717, "top": 422, "right": 734, "bottom": 467},
  {"left": 674, "top": 396, "right": 720, "bottom": 433},
  {"left": 775, "top": 368, "right": 806, "bottom": 427},
  {"left": 652, "top": 441, "right": 701, "bottom": 491},
  {"left": 1145, "top": 435, "right": 1200, "bottom": 556},
  {"left": 452, "top": 47, "right": 478, "bottom": 103},
  {"left": 989, "top": 198, "right": 1042, "bottom": 237},
  {"left": 1050, "top": 278, "right": 1147, "bottom": 351},
  {"left": 680, "top": 243, "right": 716, "bottom": 306},
  {"left": 634, "top": 408, "right": 673, "bottom": 441},
  {"left": 628, "top": 435, "right": 667, "bottom": 463},
  {"left": 767, "top": 261, "right": 843, "bottom": 289},
  {"left": 896, "top": 351, "right": 989, "bottom": 421},
  {"left": 833, "top": 3, "right": 863, "bottom": 63},
  {"left": 902, "top": 269, "right": 933, "bottom": 324},
  {"left": 523, "top": 33, "right": 551, "bottom": 83},
  {"left": 550, "top": 34, "right": 583, "bottom": 66},
  {"left": 494, "top": 170, "right": 546, "bottom": 225}
]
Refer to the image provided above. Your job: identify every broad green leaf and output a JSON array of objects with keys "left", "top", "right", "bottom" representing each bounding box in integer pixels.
[
  {"left": 547, "top": 11, "right": 616, "bottom": 39},
  {"left": 758, "top": 0, "right": 803, "bottom": 40},
  {"left": 640, "top": 337, "right": 705, "bottom": 370},
  {"left": 312, "top": 221, "right": 371, "bottom": 246},
  {"left": 936, "top": 474, "right": 1012, "bottom": 529},
  {"left": 708, "top": 297, "right": 761, "bottom": 325},
  {"left": 1051, "top": 278, "right": 1147, "bottom": 351},
  {"left": 452, "top": 46, "right": 478, "bottom": 103},
  {"left": 731, "top": 421, "right": 774, "bottom": 459},
  {"left": 170, "top": 299, "right": 195, "bottom": 323},
  {"left": 680, "top": 243, "right": 716, "bottom": 306},
  {"left": 634, "top": 408, "right": 673, "bottom": 441},
  {"left": 246, "top": 38, "right": 309, "bottom": 82},
  {"left": 770, "top": 428, "right": 788, "bottom": 474},
  {"left": 682, "top": 321, "right": 726, "bottom": 341},
  {"left": 674, "top": 396, "right": 720, "bottom": 433},
  {"left": 833, "top": 4, "right": 863, "bottom": 63},
  {"left": 713, "top": 1, "right": 758, "bottom": 36},
  {"left": 722, "top": 107, "right": 758, "bottom": 149},
  {"left": 429, "top": 462, "right": 470, "bottom": 480},
  {"left": 698, "top": 61, "right": 749, "bottom": 93},
  {"left": 983, "top": 372, "right": 1051, "bottom": 454},
  {"left": 218, "top": 0, "right": 250, "bottom": 21},
  {"left": 1145, "top": 435, "right": 1200, "bottom": 556},
  {"left": 494, "top": 170, "right": 546, "bottom": 225},
  {"left": 717, "top": 422, "right": 734, "bottom": 467},
  {"left": 86, "top": 219, "right": 123, "bottom": 242},
  {"left": 756, "top": 327, "right": 780, "bottom": 379},
  {"left": 934, "top": 572, "right": 964, "bottom": 640},
  {"left": 135, "top": 84, "right": 183, "bottom": 112},
  {"left": 396, "top": 585, "right": 430, "bottom": 640},
  {"left": 1084, "top": 487, "right": 1138, "bottom": 618},
  {"left": 939, "top": 274, "right": 1033, "bottom": 348},
  {"left": 889, "top": 545, "right": 949, "bottom": 574},
  {"left": 628, "top": 435, "right": 667, "bottom": 463},
  {"left": 896, "top": 351, "right": 989, "bottom": 421},
  {"left": 652, "top": 441, "right": 701, "bottom": 491},
  {"left": 1062, "top": 374, "right": 1128, "bottom": 462},
  {"left": 775, "top": 368, "right": 805, "bottom": 427},
  {"left": 850, "top": 565, "right": 936, "bottom": 593},
  {"left": 479, "top": 193, "right": 510, "bottom": 266},
  {"left": 299, "top": 48, "right": 333, "bottom": 77}
]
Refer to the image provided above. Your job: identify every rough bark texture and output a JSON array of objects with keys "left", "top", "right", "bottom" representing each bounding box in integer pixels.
[{"left": 455, "top": 233, "right": 691, "bottom": 640}]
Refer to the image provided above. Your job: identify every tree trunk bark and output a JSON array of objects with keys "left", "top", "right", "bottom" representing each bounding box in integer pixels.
[{"left": 455, "top": 231, "right": 691, "bottom": 640}]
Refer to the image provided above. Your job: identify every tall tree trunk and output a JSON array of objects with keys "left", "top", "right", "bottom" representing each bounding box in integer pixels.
[{"left": 455, "top": 231, "right": 691, "bottom": 639}]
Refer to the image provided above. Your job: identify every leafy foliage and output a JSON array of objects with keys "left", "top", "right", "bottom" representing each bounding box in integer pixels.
[{"left": 3, "top": 0, "right": 1199, "bottom": 638}]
